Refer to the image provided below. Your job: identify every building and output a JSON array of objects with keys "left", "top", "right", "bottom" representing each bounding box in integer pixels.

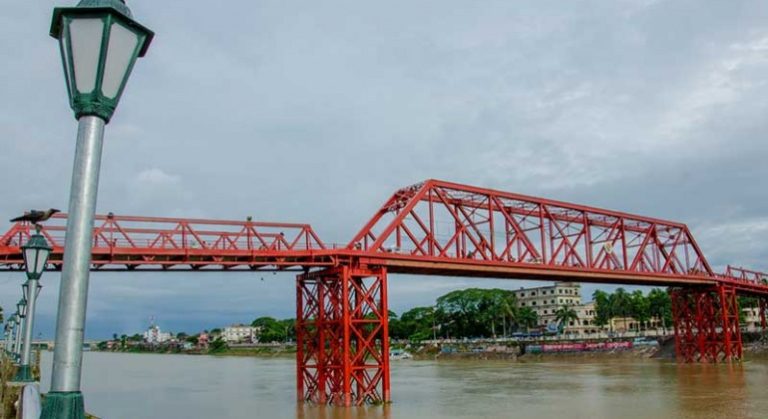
[
  {"left": 742, "top": 307, "right": 766, "bottom": 331},
  {"left": 197, "top": 332, "right": 210, "bottom": 349},
  {"left": 513, "top": 282, "right": 670, "bottom": 335},
  {"left": 515, "top": 282, "right": 592, "bottom": 332},
  {"left": 222, "top": 324, "right": 261, "bottom": 343},
  {"left": 143, "top": 323, "right": 172, "bottom": 344}
]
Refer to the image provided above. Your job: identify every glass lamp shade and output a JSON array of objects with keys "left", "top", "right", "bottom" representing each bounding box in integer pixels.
[
  {"left": 16, "top": 300, "right": 27, "bottom": 318},
  {"left": 50, "top": 0, "right": 154, "bottom": 122},
  {"left": 21, "top": 233, "right": 52, "bottom": 280}
]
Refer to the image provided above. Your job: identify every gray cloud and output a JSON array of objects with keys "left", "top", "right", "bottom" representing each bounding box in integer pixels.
[{"left": 1, "top": 0, "right": 766, "bottom": 338}]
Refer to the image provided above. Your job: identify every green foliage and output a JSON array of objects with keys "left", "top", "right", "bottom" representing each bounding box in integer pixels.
[
  {"left": 554, "top": 305, "right": 578, "bottom": 331},
  {"left": 435, "top": 288, "right": 518, "bottom": 338},
  {"left": 208, "top": 337, "right": 228, "bottom": 354},
  {"left": 517, "top": 308, "right": 538, "bottom": 332},
  {"left": 390, "top": 306, "right": 436, "bottom": 341},
  {"left": 592, "top": 290, "right": 611, "bottom": 328},
  {"left": 647, "top": 288, "right": 672, "bottom": 330},
  {"left": 251, "top": 316, "right": 295, "bottom": 343},
  {"left": 593, "top": 287, "right": 672, "bottom": 331}
]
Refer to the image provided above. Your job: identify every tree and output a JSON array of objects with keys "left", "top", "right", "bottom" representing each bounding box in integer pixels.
[
  {"left": 517, "top": 308, "right": 538, "bottom": 333},
  {"left": 208, "top": 337, "right": 227, "bottom": 354},
  {"left": 436, "top": 288, "right": 487, "bottom": 338},
  {"left": 592, "top": 290, "right": 612, "bottom": 331},
  {"left": 397, "top": 306, "right": 437, "bottom": 341},
  {"left": 252, "top": 316, "right": 292, "bottom": 343},
  {"left": 554, "top": 305, "right": 579, "bottom": 334},
  {"left": 648, "top": 288, "right": 672, "bottom": 332},
  {"left": 611, "top": 288, "right": 631, "bottom": 331},
  {"left": 630, "top": 290, "right": 651, "bottom": 331}
]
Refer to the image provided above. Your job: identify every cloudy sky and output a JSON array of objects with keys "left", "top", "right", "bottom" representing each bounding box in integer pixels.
[{"left": 1, "top": 0, "right": 767, "bottom": 339}]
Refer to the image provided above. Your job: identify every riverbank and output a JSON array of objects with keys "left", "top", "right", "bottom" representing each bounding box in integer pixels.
[{"left": 94, "top": 334, "right": 768, "bottom": 363}]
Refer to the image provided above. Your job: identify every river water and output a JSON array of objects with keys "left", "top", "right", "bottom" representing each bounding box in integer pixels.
[{"left": 38, "top": 352, "right": 767, "bottom": 419}]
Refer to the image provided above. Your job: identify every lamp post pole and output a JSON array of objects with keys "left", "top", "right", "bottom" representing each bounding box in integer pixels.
[
  {"left": 7, "top": 320, "right": 17, "bottom": 356},
  {"left": 49, "top": 114, "right": 105, "bottom": 395},
  {"left": 17, "top": 228, "right": 51, "bottom": 381},
  {"left": 3, "top": 325, "right": 9, "bottom": 355},
  {"left": 44, "top": 2, "right": 153, "bottom": 416},
  {"left": 18, "top": 280, "right": 43, "bottom": 381},
  {"left": 14, "top": 313, "right": 23, "bottom": 361}
]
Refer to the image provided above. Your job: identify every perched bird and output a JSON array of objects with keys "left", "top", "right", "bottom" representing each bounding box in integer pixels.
[{"left": 10, "top": 209, "right": 60, "bottom": 225}]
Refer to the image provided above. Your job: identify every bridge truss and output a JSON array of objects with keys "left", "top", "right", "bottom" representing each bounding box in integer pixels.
[{"left": 1, "top": 179, "right": 767, "bottom": 405}]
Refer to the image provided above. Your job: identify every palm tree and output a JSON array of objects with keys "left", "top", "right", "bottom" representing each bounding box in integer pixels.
[
  {"left": 517, "top": 307, "right": 538, "bottom": 333},
  {"left": 499, "top": 293, "right": 518, "bottom": 338},
  {"left": 554, "top": 305, "right": 579, "bottom": 334}
]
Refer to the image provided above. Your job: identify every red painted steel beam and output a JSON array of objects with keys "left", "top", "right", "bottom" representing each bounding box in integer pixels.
[{"left": 0, "top": 179, "right": 767, "bottom": 296}]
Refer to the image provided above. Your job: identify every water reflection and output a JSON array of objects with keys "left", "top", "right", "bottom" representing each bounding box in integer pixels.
[
  {"left": 674, "top": 363, "right": 749, "bottom": 419},
  {"left": 296, "top": 404, "right": 391, "bottom": 419}
]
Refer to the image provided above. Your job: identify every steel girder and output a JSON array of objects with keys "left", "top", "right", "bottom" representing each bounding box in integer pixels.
[
  {"left": 296, "top": 265, "right": 390, "bottom": 406},
  {"left": 671, "top": 286, "right": 742, "bottom": 363}
]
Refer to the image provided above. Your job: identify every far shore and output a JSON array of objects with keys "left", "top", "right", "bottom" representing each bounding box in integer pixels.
[{"left": 88, "top": 333, "right": 768, "bottom": 362}]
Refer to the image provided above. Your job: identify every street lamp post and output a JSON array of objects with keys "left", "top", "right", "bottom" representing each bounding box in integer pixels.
[
  {"left": 16, "top": 231, "right": 52, "bottom": 381},
  {"left": 3, "top": 323, "right": 10, "bottom": 355},
  {"left": 44, "top": 1, "right": 153, "bottom": 417},
  {"left": 5, "top": 318, "right": 16, "bottom": 356},
  {"left": 10, "top": 316, "right": 19, "bottom": 356},
  {"left": 15, "top": 301, "right": 27, "bottom": 362}
]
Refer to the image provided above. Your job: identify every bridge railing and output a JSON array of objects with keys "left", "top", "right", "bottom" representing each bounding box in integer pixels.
[
  {"left": 721, "top": 266, "right": 768, "bottom": 287},
  {"left": 0, "top": 213, "right": 326, "bottom": 264}
]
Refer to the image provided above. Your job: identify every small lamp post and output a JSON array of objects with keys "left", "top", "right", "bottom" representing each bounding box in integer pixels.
[
  {"left": 44, "top": 1, "right": 153, "bottom": 417},
  {"left": 8, "top": 313, "right": 19, "bottom": 358},
  {"left": 11, "top": 314, "right": 21, "bottom": 359},
  {"left": 4, "top": 319, "right": 15, "bottom": 355},
  {"left": 15, "top": 231, "right": 51, "bottom": 381},
  {"left": 14, "top": 301, "right": 27, "bottom": 362}
]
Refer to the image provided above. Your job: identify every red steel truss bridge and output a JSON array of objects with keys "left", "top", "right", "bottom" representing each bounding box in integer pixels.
[{"left": 1, "top": 179, "right": 767, "bottom": 405}]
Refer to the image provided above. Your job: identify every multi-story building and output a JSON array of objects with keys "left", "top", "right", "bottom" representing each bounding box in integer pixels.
[
  {"left": 143, "top": 324, "right": 172, "bottom": 344},
  {"left": 515, "top": 282, "right": 585, "bottom": 330},
  {"left": 514, "top": 282, "right": 671, "bottom": 335},
  {"left": 222, "top": 324, "right": 261, "bottom": 343}
]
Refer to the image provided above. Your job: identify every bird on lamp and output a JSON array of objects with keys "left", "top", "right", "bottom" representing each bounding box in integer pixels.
[{"left": 10, "top": 209, "right": 60, "bottom": 226}]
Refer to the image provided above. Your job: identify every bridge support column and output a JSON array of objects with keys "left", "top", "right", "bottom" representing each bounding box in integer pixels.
[
  {"left": 296, "top": 265, "right": 390, "bottom": 406},
  {"left": 670, "top": 285, "right": 742, "bottom": 362}
]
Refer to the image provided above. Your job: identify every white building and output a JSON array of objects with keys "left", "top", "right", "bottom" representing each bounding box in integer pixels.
[
  {"left": 516, "top": 282, "right": 581, "bottom": 323},
  {"left": 742, "top": 307, "right": 765, "bottom": 331},
  {"left": 143, "top": 324, "right": 172, "bottom": 344},
  {"left": 223, "top": 324, "right": 260, "bottom": 343},
  {"left": 514, "top": 282, "right": 601, "bottom": 333}
]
